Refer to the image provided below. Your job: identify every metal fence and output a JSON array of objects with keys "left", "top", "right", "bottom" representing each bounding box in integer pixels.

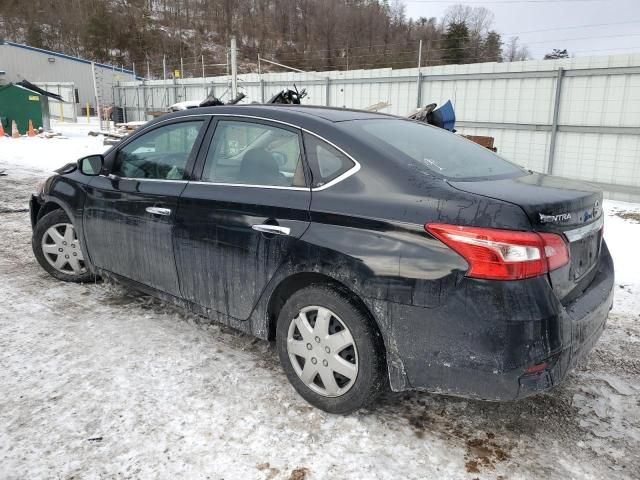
[{"left": 114, "top": 54, "right": 640, "bottom": 202}]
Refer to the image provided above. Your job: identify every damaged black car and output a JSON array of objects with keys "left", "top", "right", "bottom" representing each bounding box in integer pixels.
[{"left": 30, "top": 105, "right": 614, "bottom": 414}]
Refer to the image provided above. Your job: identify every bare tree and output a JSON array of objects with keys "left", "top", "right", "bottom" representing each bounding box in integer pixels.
[
  {"left": 443, "top": 4, "right": 494, "bottom": 35},
  {"left": 442, "top": 4, "right": 495, "bottom": 63},
  {"left": 503, "top": 36, "right": 531, "bottom": 62}
]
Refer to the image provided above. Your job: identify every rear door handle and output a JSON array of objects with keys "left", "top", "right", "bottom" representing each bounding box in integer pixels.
[
  {"left": 146, "top": 207, "right": 172, "bottom": 216},
  {"left": 251, "top": 224, "right": 290, "bottom": 236}
]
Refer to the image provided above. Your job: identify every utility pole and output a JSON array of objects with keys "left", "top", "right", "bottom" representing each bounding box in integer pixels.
[
  {"left": 416, "top": 39, "right": 423, "bottom": 108},
  {"left": 230, "top": 36, "right": 238, "bottom": 99},
  {"left": 179, "top": 56, "right": 185, "bottom": 101},
  {"left": 258, "top": 53, "right": 264, "bottom": 103},
  {"left": 202, "top": 54, "right": 206, "bottom": 97},
  {"left": 132, "top": 62, "right": 137, "bottom": 122},
  {"left": 163, "top": 54, "right": 168, "bottom": 107},
  {"left": 346, "top": 43, "right": 349, "bottom": 71},
  {"left": 163, "top": 54, "right": 167, "bottom": 82}
]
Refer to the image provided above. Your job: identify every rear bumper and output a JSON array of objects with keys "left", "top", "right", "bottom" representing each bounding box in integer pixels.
[{"left": 388, "top": 242, "right": 614, "bottom": 400}]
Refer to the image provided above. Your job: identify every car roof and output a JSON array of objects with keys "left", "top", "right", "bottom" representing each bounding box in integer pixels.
[
  {"left": 270, "top": 105, "right": 396, "bottom": 122},
  {"left": 162, "top": 104, "right": 397, "bottom": 124}
]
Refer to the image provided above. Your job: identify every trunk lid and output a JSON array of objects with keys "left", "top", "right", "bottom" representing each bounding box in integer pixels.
[{"left": 449, "top": 172, "right": 604, "bottom": 301}]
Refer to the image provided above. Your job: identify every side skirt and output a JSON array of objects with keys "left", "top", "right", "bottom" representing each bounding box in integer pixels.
[{"left": 96, "top": 268, "right": 254, "bottom": 336}]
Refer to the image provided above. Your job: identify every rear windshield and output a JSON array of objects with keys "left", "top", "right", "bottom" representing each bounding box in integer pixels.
[{"left": 343, "top": 119, "right": 524, "bottom": 181}]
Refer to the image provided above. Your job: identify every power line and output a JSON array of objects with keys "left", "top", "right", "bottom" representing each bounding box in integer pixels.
[
  {"left": 569, "top": 45, "right": 640, "bottom": 54},
  {"left": 512, "top": 19, "right": 640, "bottom": 36},
  {"left": 147, "top": 36, "right": 640, "bottom": 78},
  {"left": 131, "top": 19, "right": 640, "bottom": 77},
  {"left": 259, "top": 45, "right": 640, "bottom": 73},
  {"left": 497, "top": 31, "right": 640, "bottom": 46},
  {"left": 270, "top": 30, "right": 640, "bottom": 63},
  {"left": 256, "top": 19, "right": 640, "bottom": 58},
  {"left": 408, "top": 0, "right": 604, "bottom": 3},
  {"left": 114, "top": 18, "right": 640, "bottom": 74},
  {"left": 433, "top": 20, "right": 640, "bottom": 44}
]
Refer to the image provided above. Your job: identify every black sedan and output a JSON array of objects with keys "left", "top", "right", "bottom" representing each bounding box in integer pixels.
[{"left": 30, "top": 105, "right": 614, "bottom": 414}]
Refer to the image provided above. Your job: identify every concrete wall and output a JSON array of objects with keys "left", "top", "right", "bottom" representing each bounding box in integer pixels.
[{"left": 115, "top": 54, "right": 640, "bottom": 202}]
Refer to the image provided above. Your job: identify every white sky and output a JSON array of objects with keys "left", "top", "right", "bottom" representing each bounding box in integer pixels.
[{"left": 404, "top": 0, "right": 640, "bottom": 58}]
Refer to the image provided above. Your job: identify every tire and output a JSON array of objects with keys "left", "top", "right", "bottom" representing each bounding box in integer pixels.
[
  {"left": 276, "top": 284, "right": 386, "bottom": 414},
  {"left": 32, "top": 209, "right": 95, "bottom": 283}
]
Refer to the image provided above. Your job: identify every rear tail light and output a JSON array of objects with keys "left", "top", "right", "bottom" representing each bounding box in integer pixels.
[{"left": 425, "top": 223, "right": 569, "bottom": 280}]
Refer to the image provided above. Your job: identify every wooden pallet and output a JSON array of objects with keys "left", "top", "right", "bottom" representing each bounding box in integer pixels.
[{"left": 462, "top": 135, "right": 497, "bottom": 152}]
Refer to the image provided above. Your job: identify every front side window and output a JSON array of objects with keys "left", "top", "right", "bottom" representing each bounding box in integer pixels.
[
  {"left": 113, "top": 121, "right": 204, "bottom": 180},
  {"left": 202, "top": 120, "right": 305, "bottom": 187}
]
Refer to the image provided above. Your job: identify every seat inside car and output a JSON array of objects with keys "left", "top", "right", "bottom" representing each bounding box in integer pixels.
[{"left": 239, "top": 148, "right": 287, "bottom": 186}]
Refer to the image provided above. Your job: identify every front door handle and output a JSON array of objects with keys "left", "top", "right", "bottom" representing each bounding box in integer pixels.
[
  {"left": 146, "top": 207, "right": 172, "bottom": 216},
  {"left": 251, "top": 224, "right": 290, "bottom": 236}
]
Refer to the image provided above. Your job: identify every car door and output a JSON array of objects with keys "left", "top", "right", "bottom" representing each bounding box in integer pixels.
[
  {"left": 174, "top": 117, "right": 311, "bottom": 319},
  {"left": 83, "top": 117, "right": 209, "bottom": 296}
]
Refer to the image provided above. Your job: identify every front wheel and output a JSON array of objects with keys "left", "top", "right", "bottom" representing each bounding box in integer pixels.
[
  {"left": 276, "top": 285, "right": 386, "bottom": 414},
  {"left": 32, "top": 210, "right": 95, "bottom": 283}
]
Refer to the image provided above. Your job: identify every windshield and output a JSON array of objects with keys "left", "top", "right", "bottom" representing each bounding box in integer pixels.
[{"left": 343, "top": 119, "right": 525, "bottom": 181}]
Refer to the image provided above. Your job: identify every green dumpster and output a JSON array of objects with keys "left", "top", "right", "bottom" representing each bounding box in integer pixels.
[{"left": 0, "top": 83, "right": 45, "bottom": 133}]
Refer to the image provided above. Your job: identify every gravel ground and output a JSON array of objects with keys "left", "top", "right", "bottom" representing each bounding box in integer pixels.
[{"left": 0, "top": 163, "right": 639, "bottom": 479}]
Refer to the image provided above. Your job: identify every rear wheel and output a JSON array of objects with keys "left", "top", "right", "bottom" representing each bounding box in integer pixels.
[
  {"left": 276, "top": 285, "right": 386, "bottom": 414},
  {"left": 32, "top": 210, "right": 95, "bottom": 283}
]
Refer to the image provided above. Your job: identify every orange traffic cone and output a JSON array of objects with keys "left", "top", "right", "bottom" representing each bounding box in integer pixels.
[
  {"left": 28, "top": 120, "right": 36, "bottom": 137},
  {"left": 0, "top": 122, "right": 5, "bottom": 137},
  {"left": 11, "top": 120, "right": 20, "bottom": 138}
]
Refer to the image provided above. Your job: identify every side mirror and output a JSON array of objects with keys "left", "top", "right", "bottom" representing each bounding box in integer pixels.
[{"left": 78, "top": 155, "right": 104, "bottom": 176}]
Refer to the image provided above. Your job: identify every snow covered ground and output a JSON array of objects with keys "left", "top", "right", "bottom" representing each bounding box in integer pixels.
[
  {"left": 0, "top": 121, "right": 639, "bottom": 479},
  {"left": 0, "top": 119, "right": 110, "bottom": 175}
]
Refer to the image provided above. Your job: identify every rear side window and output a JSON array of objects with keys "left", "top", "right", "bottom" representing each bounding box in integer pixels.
[
  {"left": 344, "top": 119, "right": 524, "bottom": 181},
  {"left": 202, "top": 120, "right": 305, "bottom": 187},
  {"left": 303, "top": 134, "right": 355, "bottom": 188}
]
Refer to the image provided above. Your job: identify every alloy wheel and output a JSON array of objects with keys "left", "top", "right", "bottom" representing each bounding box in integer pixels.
[
  {"left": 287, "top": 305, "right": 359, "bottom": 397},
  {"left": 41, "top": 223, "right": 87, "bottom": 276}
]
